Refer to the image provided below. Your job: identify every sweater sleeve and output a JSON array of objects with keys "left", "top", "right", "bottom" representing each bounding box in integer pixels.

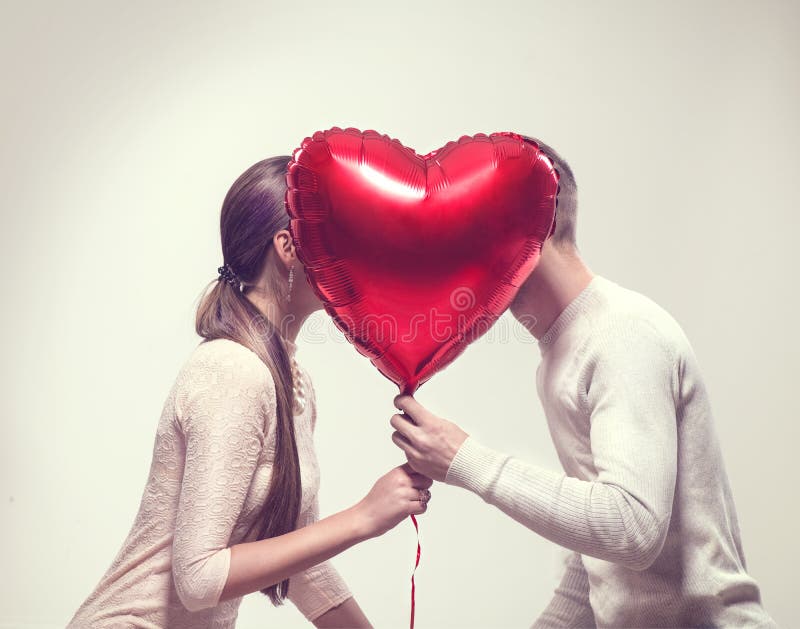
[
  {"left": 532, "top": 552, "right": 596, "bottom": 628},
  {"left": 445, "top": 319, "right": 678, "bottom": 571},
  {"left": 172, "top": 342, "right": 274, "bottom": 612}
]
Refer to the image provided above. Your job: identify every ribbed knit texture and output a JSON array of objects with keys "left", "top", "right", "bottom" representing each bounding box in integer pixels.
[
  {"left": 446, "top": 276, "right": 776, "bottom": 628},
  {"left": 68, "top": 338, "right": 352, "bottom": 628},
  {"left": 535, "top": 552, "right": 595, "bottom": 628}
]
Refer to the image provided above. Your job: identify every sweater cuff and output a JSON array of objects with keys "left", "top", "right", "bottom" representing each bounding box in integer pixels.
[
  {"left": 287, "top": 560, "right": 353, "bottom": 621},
  {"left": 445, "top": 435, "right": 510, "bottom": 496}
]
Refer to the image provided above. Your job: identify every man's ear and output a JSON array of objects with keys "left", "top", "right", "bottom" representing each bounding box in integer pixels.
[{"left": 272, "top": 228, "right": 296, "bottom": 268}]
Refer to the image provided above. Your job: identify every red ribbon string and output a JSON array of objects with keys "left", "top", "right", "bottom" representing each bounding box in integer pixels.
[{"left": 409, "top": 514, "right": 421, "bottom": 629}]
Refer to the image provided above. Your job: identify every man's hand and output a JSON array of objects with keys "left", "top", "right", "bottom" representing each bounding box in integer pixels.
[{"left": 390, "top": 394, "right": 469, "bottom": 482}]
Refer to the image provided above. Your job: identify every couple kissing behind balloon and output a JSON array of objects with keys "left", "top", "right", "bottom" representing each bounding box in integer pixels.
[{"left": 68, "top": 134, "right": 777, "bottom": 629}]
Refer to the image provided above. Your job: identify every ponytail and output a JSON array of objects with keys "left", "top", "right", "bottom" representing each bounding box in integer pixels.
[{"left": 194, "top": 156, "right": 302, "bottom": 605}]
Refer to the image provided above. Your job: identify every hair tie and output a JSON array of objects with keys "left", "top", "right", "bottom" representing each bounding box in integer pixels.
[{"left": 217, "top": 263, "right": 243, "bottom": 292}]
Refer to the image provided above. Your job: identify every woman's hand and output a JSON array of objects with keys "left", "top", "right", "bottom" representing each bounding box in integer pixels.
[{"left": 353, "top": 463, "right": 433, "bottom": 539}]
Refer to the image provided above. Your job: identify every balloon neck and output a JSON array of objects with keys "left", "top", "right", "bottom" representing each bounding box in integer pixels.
[{"left": 400, "top": 382, "right": 419, "bottom": 396}]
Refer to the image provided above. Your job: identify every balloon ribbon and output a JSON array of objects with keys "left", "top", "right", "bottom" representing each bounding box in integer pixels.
[{"left": 409, "top": 514, "right": 421, "bottom": 628}]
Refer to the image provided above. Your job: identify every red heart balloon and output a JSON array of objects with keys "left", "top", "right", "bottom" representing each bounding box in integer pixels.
[{"left": 286, "top": 128, "right": 558, "bottom": 394}]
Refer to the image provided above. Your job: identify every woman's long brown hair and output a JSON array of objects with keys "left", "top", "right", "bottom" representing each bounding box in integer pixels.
[{"left": 194, "top": 156, "right": 300, "bottom": 605}]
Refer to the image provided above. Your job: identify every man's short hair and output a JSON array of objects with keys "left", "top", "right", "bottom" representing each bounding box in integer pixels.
[{"left": 519, "top": 134, "right": 578, "bottom": 248}]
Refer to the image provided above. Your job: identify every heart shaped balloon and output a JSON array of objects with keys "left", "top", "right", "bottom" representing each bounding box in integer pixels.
[{"left": 286, "top": 128, "right": 558, "bottom": 394}]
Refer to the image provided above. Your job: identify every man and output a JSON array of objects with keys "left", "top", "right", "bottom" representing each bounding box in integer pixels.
[{"left": 389, "top": 137, "right": 776, "bottom": 628}]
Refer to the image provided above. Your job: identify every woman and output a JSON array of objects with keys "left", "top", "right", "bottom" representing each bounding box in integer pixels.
[{"left": 68, "top": 156, "right": 433, "bottom": 628}]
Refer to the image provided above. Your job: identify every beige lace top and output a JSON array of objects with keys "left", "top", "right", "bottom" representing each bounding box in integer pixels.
[{"left": 68, "top": 338, "right": 352, "bottom": 628}]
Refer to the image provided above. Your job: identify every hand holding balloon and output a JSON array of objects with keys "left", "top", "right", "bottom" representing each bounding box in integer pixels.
[
  {"left": 353, "top": 463, "right": 434, "bottom": 538},
  {"left": 390, "top": 395, "right": 469, "bottom": 482}
]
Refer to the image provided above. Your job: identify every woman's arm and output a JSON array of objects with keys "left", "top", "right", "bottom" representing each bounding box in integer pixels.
[
  {"left": 221, "top": 465, "right": 426, "bottom": 602},
  {"left": 222, "top": 507, "right": 364, "bottom": 602},
  {"left": 173, "top": 342, "right": 431, "bottom": 613}
]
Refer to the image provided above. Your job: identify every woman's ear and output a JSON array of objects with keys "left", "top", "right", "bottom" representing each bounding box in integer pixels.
[{"left": 272, "top": 229, "right": 296, "bottom": 268}]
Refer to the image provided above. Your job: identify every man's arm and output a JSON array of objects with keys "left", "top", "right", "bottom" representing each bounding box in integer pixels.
[{"left": 392, "top": 319, "right": 678, "bottom": 570}]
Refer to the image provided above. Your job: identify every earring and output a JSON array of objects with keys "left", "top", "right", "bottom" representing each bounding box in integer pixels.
[{"left": 287, "top": 265, "right": 295, "bottom": 303}]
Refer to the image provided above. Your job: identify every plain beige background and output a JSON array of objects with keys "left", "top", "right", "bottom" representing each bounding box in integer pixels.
[{"left": 1, "top": 1, "right": 797, "bottom": 627}]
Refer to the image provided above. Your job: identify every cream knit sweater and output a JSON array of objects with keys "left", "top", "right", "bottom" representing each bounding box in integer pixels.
[
  {"left": 445, "top": 276, "right": 777, "bottom": 628},
  {"left": 68, "top": 338, "right": 352, "bottom": 628}
]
